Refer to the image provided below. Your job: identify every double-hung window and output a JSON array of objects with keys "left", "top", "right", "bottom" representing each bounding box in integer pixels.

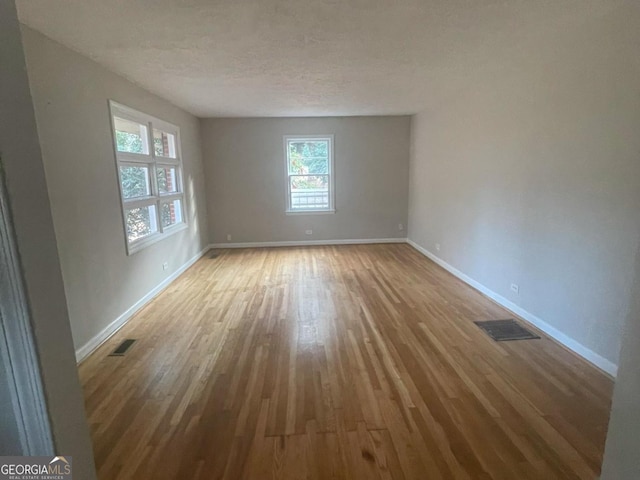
[
  {"left": 285, "top": 135, "right": 335, "bottom": 214},
  {"left": 109, "top": 101, "right": 186, "bottom": 254}
]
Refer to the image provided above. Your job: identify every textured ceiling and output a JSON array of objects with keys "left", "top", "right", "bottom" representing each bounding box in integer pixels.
[{"left": 17, "top": 0, "right": 615, "bottom": 117}]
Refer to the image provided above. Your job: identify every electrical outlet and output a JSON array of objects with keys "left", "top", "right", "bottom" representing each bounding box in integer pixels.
[
  {"left": 398, "top": 223, "right": 404, "bottom": 231},
  {"left": 305, "top": 229, "right": 313, "bottom": 235},
  {"left": 510, "top": 283, "right": 520, "bottom": 294},
  {"left": 162, "top": 262, "right": 169, "bottom": 271},
  {"left": 435, "top": 243, "right": 441, "bottom": 252},
  {"left": 227, "top": 234, "right": 232, "bottom": 241}
]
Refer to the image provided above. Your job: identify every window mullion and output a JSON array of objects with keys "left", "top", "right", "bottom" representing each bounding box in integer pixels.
[
  {"left": 156, "top": 199, "right": 164, "bottom": 234},
  {"left": 159, "top": 193, "right": 183, "bottom": 202},
  {"left": 122, "top": 197, "right": 156, "bottom": 209},
  {"left": 147, "top": 120, "right": 164, "bottom": 233},
  {"left": 116, "top": 152, "right": 152, "bottom": 163},
  {"left": 155, "top": 156, "right": 180, "bottom": 165},
  {"left": 149, "top": 162, "right": 159, "bottom": 198},
  {"left": 176, "top": 166, "right": 184, "bottom": 195}
]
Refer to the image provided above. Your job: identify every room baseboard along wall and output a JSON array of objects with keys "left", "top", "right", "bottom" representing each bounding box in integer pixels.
[
  {"left": 406, "top": 239, "right": 618, "bottom": 377},
  {"left": 76, "top": 237, "right": 618, "bottom": 376},
  {"left": 214, "top": 236, "right": 617, "bottom": 375},
  {"left": 74, "top": 246, "right": 210, "bottom": 363},
  {"left": 209, "top": 238, "right": 408, "bottom": 248}
]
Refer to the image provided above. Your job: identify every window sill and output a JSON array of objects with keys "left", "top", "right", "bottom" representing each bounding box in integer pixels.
[
  {"left": 127, "top": 222, "right": 188, "bottom": 255},
  {"left": 286, "top": 209, "right": 335, "bottom": 216}
]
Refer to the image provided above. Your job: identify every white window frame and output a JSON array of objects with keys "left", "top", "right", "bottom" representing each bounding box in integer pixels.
[
  {"left": 109, "top": 101, "right": 188, "bottom": 255},
  {"left": 284, "top": 135, "right": 335, "bottom": 215}
]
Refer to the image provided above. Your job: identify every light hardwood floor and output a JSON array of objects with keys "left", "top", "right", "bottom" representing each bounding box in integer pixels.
[{"left": 79, "top": 244, "right": 614, "bottom": 479}]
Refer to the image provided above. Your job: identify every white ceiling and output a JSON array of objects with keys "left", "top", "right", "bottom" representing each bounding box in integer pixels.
[{"left": 17, "top": 0, "right": 614, "bottom": 117}]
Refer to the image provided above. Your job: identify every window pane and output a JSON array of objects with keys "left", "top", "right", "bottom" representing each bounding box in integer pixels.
[
  {"left": 157, "top": 166, "right": 178, "bottom": 194},
  {"left": 154, "top": 129, "right": 177, "bottom": 158},
  {"left": 161, "top": 199, "right": 183, "bottom": 228},
  {"left": 114, "top": 117, "right": 149, "bottom": 154},
  {"left": 290, "top": 175, "right": 329, "bottom": 210},
  {"left": 120, "top": 165, "right": 151, "bottom": 199},
  {"left": 288, "top": 140, "right": 329, "bottom": 175},
  {"left": 125, "top": 205, "right": 158, "bottom": 243}
]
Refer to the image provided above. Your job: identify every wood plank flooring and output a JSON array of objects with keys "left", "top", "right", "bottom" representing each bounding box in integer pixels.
[{"left": 78, "top": 244, "right": 614, "bottom": 479}]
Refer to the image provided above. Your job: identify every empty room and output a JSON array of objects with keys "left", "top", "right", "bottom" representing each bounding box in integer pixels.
[{"left": 1, "top": 0, "right": 639, "bottom": 479}]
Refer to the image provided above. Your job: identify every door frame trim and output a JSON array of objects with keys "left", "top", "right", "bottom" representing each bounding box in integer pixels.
[{"left": 0, "top": 164, "right": 54, "bottom": 455}]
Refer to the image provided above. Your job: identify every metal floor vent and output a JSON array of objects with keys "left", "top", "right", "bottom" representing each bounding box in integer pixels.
[
  {"left": 209, "top": 250, "right": 220, "bottom": 259},
  {"left": 474, "top": 319, "right": 540, "bottom": 342},
  {"left": 109, "top": 339, "right": 137, "bottom": 356}
]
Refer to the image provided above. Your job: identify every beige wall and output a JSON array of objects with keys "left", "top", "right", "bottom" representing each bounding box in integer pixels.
[
  {"left": 407, "top": 4, "right": 640, "bottom": 366},
  {"left": 1, "top": 4, "right": 95, "bottom": 477},
  {"left": 201, "top": 116, "right": 410, "bottom": 244},
  {"left": 602, "top": 238, "right": 640, "bottom": 478},
  {"left": 21, "top": 27, "right": 209, "bottom": 355}
]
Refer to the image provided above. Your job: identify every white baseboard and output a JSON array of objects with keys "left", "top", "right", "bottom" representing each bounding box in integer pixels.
[
  {"left": 76, "top": 237, "right": 618, "bottom": 376},
  {"left": 75, "top": 245, "right": 210, "bottom": 363},
  {"left": 407, "top": 238, "right": 618, "bottom": 377},
  {"left": 209, "top": 238, "right": 408, "bottom": 249}
]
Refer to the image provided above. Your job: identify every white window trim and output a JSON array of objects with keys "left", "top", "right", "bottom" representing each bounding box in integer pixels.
[
  {"left": 283, "top": 134, "right": 335, "bottom": 215},
  {"left": 109, "top": 101, "right": 188, "bottom": 255}
]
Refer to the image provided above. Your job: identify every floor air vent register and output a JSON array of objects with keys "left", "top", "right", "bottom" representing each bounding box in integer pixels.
[
  {"left": 109, "top": 339, "right": 137, "bottom": 356},
  {"left": 474, "top": 319, "right": 540, "bottom": 341}
]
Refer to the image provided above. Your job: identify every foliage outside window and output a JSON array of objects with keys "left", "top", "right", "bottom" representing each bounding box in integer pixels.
[
  {"left": 284, "top": 135, "right": 334, "bottom": 213},
  {"left": 110, "top": 102, "right": 186, "bottom": 254}
]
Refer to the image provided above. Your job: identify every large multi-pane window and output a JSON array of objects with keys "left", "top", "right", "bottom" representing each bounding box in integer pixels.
[
  {"left": 109, "top": 102, "right": 186, "bottom": 254},
  {"left": 284, "top": 135, "right": 335, "bottom": 213}
]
